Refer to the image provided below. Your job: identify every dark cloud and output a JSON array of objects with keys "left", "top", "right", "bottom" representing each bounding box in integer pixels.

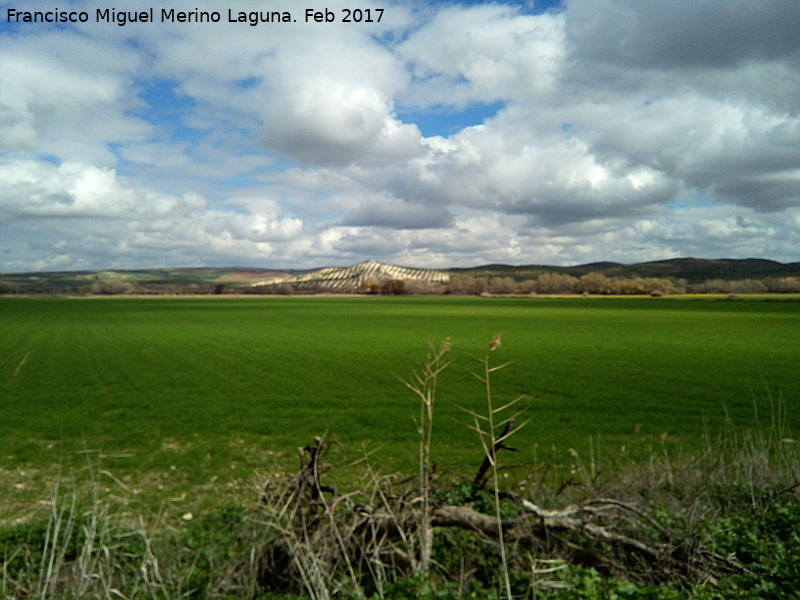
[
  {"left": 566, "top": 0, "right": 800, "bottom": 70},
  {"left": 715, "top": 177, "right": 800, "bottom": 212},
  {"left": 342, "top": 200, "right": 453, "bottom": 229}
]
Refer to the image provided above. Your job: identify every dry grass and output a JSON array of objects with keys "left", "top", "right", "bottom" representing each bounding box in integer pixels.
[{"left": 398, "top": 337, "right": 452, "bottom": 574}]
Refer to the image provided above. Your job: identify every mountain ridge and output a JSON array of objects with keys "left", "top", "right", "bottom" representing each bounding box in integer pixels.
[{"left": 2, "top": 257, "right": 799, "bottom": 294}]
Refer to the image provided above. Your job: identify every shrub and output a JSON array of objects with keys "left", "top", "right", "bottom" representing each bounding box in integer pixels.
[
  {"left": 486, "top": 277, "right": 516, "bottom": 294},
  {"left": 405, "top": 279, "right": 446, "bottom": 295},
  {"left": 275, "top": 283, "right": 295, "bottom": 295},
  {"left": 87, "top": 279, "right": 137, "bottom": 294},
  {"left": 360, "top": 276, "right": 381, "bottom": 294},
  {"left": 533, "top": 273, "right": 579, "bottom": 294},
  {"left": 446, "top": 275, "right": 488, "bottom": 295},
  {"left": 381, "top": 278, "right": 407, "bottom": 295}
]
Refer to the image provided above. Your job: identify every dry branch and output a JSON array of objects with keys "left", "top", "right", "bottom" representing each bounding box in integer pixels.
[
  {"left": 251, "top": 437, "right": 746, "bottom": 596},
  {"left": 473, "top": 417, "right": 519, "bottom": 487}
]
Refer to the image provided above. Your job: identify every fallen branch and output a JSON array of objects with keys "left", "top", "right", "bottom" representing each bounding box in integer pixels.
[{"left": 250, "top": 438, "right": 746, "bottom": 596}]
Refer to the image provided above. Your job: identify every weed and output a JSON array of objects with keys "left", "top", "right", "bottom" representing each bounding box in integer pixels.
[
  {"left": 399, "top": 337, "right": 452, "bottom": 574},
  {"left": 459, "top": 334, "right": 529, "bottom": 600}
]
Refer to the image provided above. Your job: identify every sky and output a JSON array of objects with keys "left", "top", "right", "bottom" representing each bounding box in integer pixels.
[{"left": 1, "top": 0, "right": 799, "bottom": 272}]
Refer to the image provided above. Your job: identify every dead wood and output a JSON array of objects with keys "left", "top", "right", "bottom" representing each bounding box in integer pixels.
[
  {"left": 473, "top": 418, "right": 518, "bottom": 488},
  {"left": 250, "top": 438, "right": 746, "bottom": 595}
]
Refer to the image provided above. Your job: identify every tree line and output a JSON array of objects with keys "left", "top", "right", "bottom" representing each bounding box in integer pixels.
[
  {"left": 442, "top": 272, "right": 800, "bottom": 295},
  {"left": 4, "top": 273, "right": 798, "bottom": 296},
  {"left": 245, "top": 272, "right": 800, "bottom": 296}
]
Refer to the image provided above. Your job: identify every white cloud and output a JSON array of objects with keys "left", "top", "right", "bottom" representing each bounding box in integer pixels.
[
  {"left": 398, "top": 5, "right": 565, "bottom": 106},
  {"left": 0, "top": 159, "right": 303, "bottom": 269},
  {"left": 262, "top": 81, "right": 422, "bottom": 165},
  {"left": 0, "top": 30, "right": 149, "bottom": 163},
  {"left": 1, "top": 0, "right": 799, "bottom": 271}
]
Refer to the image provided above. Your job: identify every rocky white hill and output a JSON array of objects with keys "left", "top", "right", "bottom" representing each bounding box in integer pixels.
[{"left": 258, "top": 260, "right": 450, "bottom": 290}]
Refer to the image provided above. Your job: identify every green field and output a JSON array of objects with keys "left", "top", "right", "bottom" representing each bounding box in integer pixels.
[{"left": 2, "top": 296, "right": 799, "bottom": 519}]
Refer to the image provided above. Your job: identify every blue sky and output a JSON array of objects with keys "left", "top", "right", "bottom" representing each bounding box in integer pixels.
[{"left": 1, "top": 0, "right": 799, "bottom": 272}]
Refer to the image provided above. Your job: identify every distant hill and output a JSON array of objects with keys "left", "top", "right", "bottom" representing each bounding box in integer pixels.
[
  {"left": 2, "top": 258, "right": 798, "bottom": 295},
  {"left": 269, "top": 260, "right": 450, "bottom": 291},
  {"left": 455, "top": 258, "right": 800, "bottom": 284},
  {"left": 0, "top": 267, "right": 300, "bottom": 295},
  {"left": 601, "top": 258, "right": 800, "bottom": 283}
]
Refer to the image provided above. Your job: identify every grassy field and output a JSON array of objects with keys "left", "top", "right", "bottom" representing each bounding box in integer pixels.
[{"left": 2, "top": 296, "right": 799, "bottom": 522}]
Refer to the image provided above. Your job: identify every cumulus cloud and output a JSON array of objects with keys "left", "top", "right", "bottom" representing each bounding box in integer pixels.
[
  {"left": 262, "top": 82, "right": 422, "bottom": 165},
  {"left": 566, "top": 0, "right": 800, "bottom": 70},
  {"left": 0, "top": 30, "right": 150, "bottom": 163},
  {"left": 1, "top": 0, "right": 799, "bottom": 272},
  {"left": 398, "top": 4, "right": 565, "bottom": 106},
  {"left": 0, "top": 159, "right": 302, "bottom": 270}
]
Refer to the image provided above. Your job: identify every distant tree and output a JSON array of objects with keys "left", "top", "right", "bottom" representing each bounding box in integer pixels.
[
  {"left": 380, "top": 279, "right": 406, "bottom": 295},
  {"left": 651, "top": 277, "right": 686, "bottom": 295},
  {"left": 487, "top": 277, "right": 516, "bottom": 294},
  {"left": 534, "top": 273, "right": 579, "bottom": 294},
  {"left": 89, "top": 279, "right": 136, "bottom": 295},
  {"left": 694, "top": 279, "right": 731, "bottom": 294},
  {"left": 729, "top": 279, "right": 769, "bottom": 294},
  {"left": 0, "top": 282, "right": 10, "bottom": 295},
  {"left": 579, "top": 272, "right": 614, "bottom": 294},
  {"left": 360, "top": 277, "right": 380, "bottom": 294},
  {"left": 405, "top": 279, "right": 439, "bottom": 295},
  {"left": 765, "top": 277, "right": 800, "bottom": 293},
  {"left": 446, "top": 275, "right": 487, "bottom": 295},
  {"left": 514, "top": 279, "right": 537, "bottom": 294}
]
